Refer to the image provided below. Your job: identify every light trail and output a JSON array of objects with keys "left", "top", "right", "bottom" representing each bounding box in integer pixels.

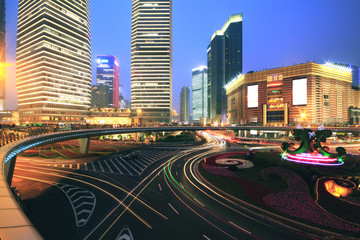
[
  {"left": 163, "top": 133, "right": 262, "bottom": 239},
  {"left": 163, "top": 170, "right": 238, "bottom": 240},
  {"left": 15, "top": 162, "right": 166, "bottom": 221},
  {"left": 14, "top": 167, "right": 152, "bottom": 229}
]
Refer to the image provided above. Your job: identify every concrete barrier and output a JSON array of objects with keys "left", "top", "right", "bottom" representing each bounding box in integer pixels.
[{"left": 0, "top": 139, "right": 43, "bottom": 240}]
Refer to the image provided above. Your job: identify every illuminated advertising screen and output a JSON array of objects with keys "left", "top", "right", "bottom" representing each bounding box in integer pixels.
[
  {"left": 292, "top": 78, "right": 307, "bottom": 105},
  {"left": 247, "top": 85, "right": 258, "bottom": 108}
]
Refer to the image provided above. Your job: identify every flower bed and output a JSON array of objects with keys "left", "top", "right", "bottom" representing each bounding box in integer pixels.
[
  {"left": 201, "top": 162, "right": 270, "bottom": 205},
  {"left": 215, "top": 158, "right": 254, "bottom": 169},
  {"left": 201, "top": 163, "right": 237, "bottom": 177},
  {"left": 316, "top": 177, "right": 360, "bottom": 224},
  {"left": 204, "top": 151, "right": 248, "bottom": 166},
  {"left": 262, "top": 167, "right": 360, "bottom": 233}
]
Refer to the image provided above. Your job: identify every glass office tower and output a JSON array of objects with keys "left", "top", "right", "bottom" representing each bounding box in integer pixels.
[
  {"left": 96, "top": 55, "right": 120, "bottom": 108},
  {"left": 131, "top": 0, "right": 172, "bottom": 124},
  {"left": 16, "top": 0, "right": 91, "bottom": 123},
  {"left": 208, "top": 13, "right": 242, "bottom": 124},
  {"left": 192, "top": 66, "right": 208, "bottom": 121},
  {"left": 180, "top": 86, "right": 190, "bottom": 122}
]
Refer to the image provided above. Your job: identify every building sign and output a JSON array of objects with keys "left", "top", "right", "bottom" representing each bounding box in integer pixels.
[
  {"left": 292, "top": 78, "right": 307, "bottom": 105},
  {"left": 247, "top": 85, "right": 258, "bottom": 108},
  {"left": 267, "top": 74, "right": 283, "bottom": 88}
]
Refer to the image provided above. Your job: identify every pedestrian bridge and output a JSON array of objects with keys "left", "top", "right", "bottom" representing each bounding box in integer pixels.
[{"left": 1, "top": 125, "right": 359, "bottom": 239}]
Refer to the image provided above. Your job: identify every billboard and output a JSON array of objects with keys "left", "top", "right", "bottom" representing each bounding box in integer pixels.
[
  {"left": 293, "top": 78, "right": 307, "bottom": 105},
  {"left": 247, "top": 85, "right": 258, "bottom": 108}
]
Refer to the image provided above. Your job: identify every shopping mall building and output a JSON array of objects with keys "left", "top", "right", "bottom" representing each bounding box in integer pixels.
[{"left": 226, "top": 62, "right": 360, "bottom": 126}]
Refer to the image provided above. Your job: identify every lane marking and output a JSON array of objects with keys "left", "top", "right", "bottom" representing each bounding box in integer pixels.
[
  {"left": 77, "top": 209, "right": 91, "bottom": 216},
  {"left": 158, "top": 183, "right": 162, "bottom": 191},
  {"left": 134, "top": 159, "right": 147, "bottom": 168},
  {"left": 228, "top": 221, "right": 251, "bottom": 235},
  {"left": 122, "top": 159, "right": 140, "bottom": 175},
  {"left": 75, "top": 202, "right": 93, "bottom": 209},
  {"left": 168, "top": 203, "right": 179, "bottom": 214},
  {"left": 90, "top": 162, "right": 95, "bottom": 171},
  {"left": 103, "top": 160, "right": 113, "bottom": 173},
  {"left": 130, "top": 160, "right": 142, "bottom": 170},
  {"left": 70, "top": 190, "right": 88, "bottom": 198},
  {"left": 116, "top": 158, "right": 132, "bottom": 175},
  {"left": 109, "top": 159, "right": 122, "bottom": 174},
  {"left": 137, "top": 157, "right": 150, "bottom": 166},
  {"left": 73, "top": 196, "right": 93, "bottom": 203},
  {"left": 98, "top": 161, "right": 105, "bottom": 172}
]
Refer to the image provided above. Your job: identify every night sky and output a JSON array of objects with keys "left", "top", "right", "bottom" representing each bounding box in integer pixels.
[{"left": 4, "top": 0, "right": 360, "bottom": 114}]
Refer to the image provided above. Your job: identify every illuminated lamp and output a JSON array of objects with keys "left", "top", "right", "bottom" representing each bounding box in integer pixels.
[
  {"left": 325, "top": 179, "right": 356, "bottom": 197},
  {"left": 267, "top": 82, "right": 283, "bottom": 88}
]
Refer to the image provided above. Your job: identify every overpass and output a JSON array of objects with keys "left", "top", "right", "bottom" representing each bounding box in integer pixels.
[{"left": 1, "top": 125, "right": 359, "bottom": 239}]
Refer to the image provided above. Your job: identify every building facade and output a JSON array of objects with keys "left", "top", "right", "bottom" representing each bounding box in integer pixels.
[
  {"left": 16, "top": 0, "right": 91, "bottom": 123},
  {"left": 180, "top": 86, "right": 190, "bottom": 122},
  {"left": 0, "top": 0, "right": 5, "bottom": 110},
  {"left": 192, "top": 66, "right": 208, "bottom": 121},
  {"left": 91, "top": 84, "right": 110, "bottom": 108},
  {"left": 226, "top": 62, "right": 360, "bottom": 126},
  {"left": 131, "top": 0, "right": 172, "bottom": 124},
  {"left": 88, "top": 108, "right": 131, "bottom": 125},
  {"left": 96, "top": 55, "right": 119, "bottom": 108},
  {"left": 208, "top": 13, "right": 242, "bottom": 124}
]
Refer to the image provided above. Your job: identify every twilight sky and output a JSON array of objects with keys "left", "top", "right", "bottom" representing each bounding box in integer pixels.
[{"left": 4, "top": 0, "right": 360, "bottom": 113}]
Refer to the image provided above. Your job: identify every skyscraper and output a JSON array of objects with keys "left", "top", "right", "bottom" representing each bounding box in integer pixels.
[
  {"left": 16, "top": 0, "right": 91, "bottom": 123},
  {"left": 131, "top": 0, "right": 172, "bottom": 124},
  {"left": 96, "top": 55, "right": 120, "bottom": 108},
  {"left": 91, "top": 84, "right": 110, "bottom": 108},
  {"left": 208, "top": 13, "right": 242, "bottom": 124},
  {"left": 192, "top": 66, "right": 208, "bottom": 121},
  {"left": 180, "top": 86, "right": 190, "bottom": 122},
  {"left": 0, "top": 0, "right": 5, "bottom": 110}
]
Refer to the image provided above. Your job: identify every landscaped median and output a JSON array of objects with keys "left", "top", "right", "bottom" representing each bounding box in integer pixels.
[{"left": 197, "top": 151, "right": 360, "bottom": 237}]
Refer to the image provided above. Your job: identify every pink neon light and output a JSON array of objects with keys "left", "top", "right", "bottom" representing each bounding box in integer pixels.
[
  {"left": 282, "top": 153, "right": 343, "bottom": 166},
  {"left": 286, "top": 153, "right": 338, "bottom": 163},
  {"left": 283, "top": 156, "right": 343, "bottom": 166}
]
